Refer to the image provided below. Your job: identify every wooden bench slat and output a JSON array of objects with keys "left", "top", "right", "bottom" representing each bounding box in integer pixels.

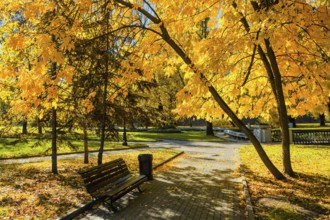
[
  {"left": 91, "top": 174, "right": 131, "bottom": 197},
  {"left": 78, "top": 157, "right": 149, "bottom": 210},
  {"left": 82, "top": 164, "right": 128, "bottom": 184},
  {"left": 80, "top": 159, "right": 127, "bottom": 179},
  {"left": 78, "top": 158, "right": 123, "bottom": 174},
  {"left": 87, "top": 171, "right": 131, "bottom": 194},
  {"left": 94, "top": 175, "right": 147, "bottom": 199}
]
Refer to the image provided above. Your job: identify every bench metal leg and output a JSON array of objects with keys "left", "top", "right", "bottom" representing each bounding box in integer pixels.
[
  {"left": 104, "top": 200, "right": 118, "bottom": 212},
  {"left": 137, "top": 185, "right": 143, "bottom": 193}
]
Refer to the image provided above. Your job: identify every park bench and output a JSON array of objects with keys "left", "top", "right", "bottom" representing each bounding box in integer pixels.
[
  {"left": 78, "top": 158, "right": 148, "bottom": 211},
  {"left": 224, "top": 129, "right": 248, "bottom": 140}
]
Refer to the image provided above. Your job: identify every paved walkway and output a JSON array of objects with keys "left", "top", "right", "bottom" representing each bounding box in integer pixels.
[{"left": 79, "top": 141, "right": 247, "bottom": 220}]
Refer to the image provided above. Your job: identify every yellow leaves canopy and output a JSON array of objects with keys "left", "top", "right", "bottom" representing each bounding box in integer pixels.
[{"left": 0, "top": 0, "right": 328, "bottom": 123}]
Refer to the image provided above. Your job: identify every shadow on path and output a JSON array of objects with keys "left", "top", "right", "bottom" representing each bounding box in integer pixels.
[{"left": 81, "top": 143, "right": 245, "bottom": 220}]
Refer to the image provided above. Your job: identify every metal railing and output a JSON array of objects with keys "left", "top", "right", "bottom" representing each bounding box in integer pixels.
[
  {"left": 292, "top": 129, "right": 330, "bottom": 145},
  {"left": 271, "top": 129, "right": 330, "bottom": 145}
]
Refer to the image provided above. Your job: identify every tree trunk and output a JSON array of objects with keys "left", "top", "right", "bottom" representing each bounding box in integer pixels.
[
  {"left": 208, "top": 86, "right": 285, "bottom": 180},
  {"left": 98, "top": 11, "right": 110, "bottom": 166},
  {"left": 162, "top": 23, "right": 285, "bottom": 179},
  {"left": 206, "top": 121, "right": 214, "bottom": 136},
  {"left": 51, "top": 107, "right": 58, "bottom": 174},
  {"left": 37, "top": 118, "right": 42, "bottom": 134},
  {"left": 122, "top": 116, "right": 128, "bottom": 146},
  {"left": 263, "top": 39, "right": 294, "bottom": 177},
  {"left": 51, "top": 35, "right": 58, "bottom": 174},
  {"left": 320, "top": 114, "right": 326, "bottom": 126},
  {"left": 83, "top": 126, "right": 89, "bottom": 164},
  {"left": 189, "top": 117, "right": 193, "bottom": 127},
  {"left": 98, "top": 72, "right": 108, "bottom": 166},
  {"left": 288, "top": 116, "right": 296, "bottom": 128},
  {"left": 22, "top": 120, "right": 27, "bottom": 134},
  {"left": 229, "top": 2, "right": 294, "bottom": 177},
  {"left": 114, "top": 0, "right": 285, "bottom": 179}
]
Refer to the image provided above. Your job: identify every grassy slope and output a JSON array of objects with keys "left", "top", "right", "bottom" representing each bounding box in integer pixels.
[
  {"left": 0, "top": 149, "right": 182, "bottom": 219},
  {"left": 240, "top": 145, "right": 330, "bottom": 220}
]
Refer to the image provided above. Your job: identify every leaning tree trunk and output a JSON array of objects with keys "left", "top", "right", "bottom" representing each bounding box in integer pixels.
[
  {"left": 208, "top": 86, "right": 285, "bottom": 179},
  {"left": 162, "top": 21, "right": 285, "bottom": 179},
  {"left": 114, "top": 0, "right": 285, "bottom": 180},
  {"left": 206, "top": 121, "right": 214, "bottom": 136}
]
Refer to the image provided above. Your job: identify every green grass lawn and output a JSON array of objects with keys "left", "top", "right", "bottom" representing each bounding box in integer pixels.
[
  {"left": 271, "top": 123, "right": 330, "bottom": 131},
  {"left": 0, "top": 138, "right": 147, "bottom": 159},
  {"left": 295, "top": 123, "right": 330, "bottom": 128},
  {"left": 240, "top": 145, "right": 330, "bottom": 220},
  {"left": 125, "top": 130, "right": 226, "bottom": 142}
]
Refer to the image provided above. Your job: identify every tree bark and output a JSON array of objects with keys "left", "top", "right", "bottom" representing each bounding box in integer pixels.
[
  {"left": 189, "top": 117, "right": 193, "bottom": 127},
  {"left": 51, "top": 107, "right": 58, "bottom": 174},
  {"left": 51, "top": 35, "right": 58, "bottom": 174},
  {"left": 122, "top": 116, "right": 128, "bottom": 146},
  {"left": 288, "top": 116, "right": 296, "bottom": 128},
  {"left": 98, "top": 71, "right": 108, "bottom": 166},
  {"left": 37, "top": 118, "right": 42, "bottom": 134},
  {"left": 83, "top": 125, "right": 89, "bottom": 164},
  {"left": 320, "top": 114, "right": 326, "bottom": 126},
  {"left": 164, "top": 24, "right": 285, "bottom": 179},
  {"left": 208, "top": 86, "right": 285, "bottom": 179},
  {"left": 229, "top": 1, "right": 294, "bottom": 177},
  {"left": 98, "top": 10, "right": 110, "bottom": 166},
  {"left": 264, "top": 39, "right": 294, "bottom": 176},
  {"left": 22, "top": 120, "right": 27, "bottom": 134},
  {"left": 206, "top": 121, "right": 214, "bottom": 136}
]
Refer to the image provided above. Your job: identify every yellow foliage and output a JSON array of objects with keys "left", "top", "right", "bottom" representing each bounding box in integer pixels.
[{"left": 0, "top": 0, "right": 328, "bottom": 124}]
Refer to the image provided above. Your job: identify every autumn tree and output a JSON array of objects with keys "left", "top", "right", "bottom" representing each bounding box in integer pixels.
[
  {"left": 109, "top": 0, "right": 328, "bottom": 179},
  {"left": 1, "top": 0, "right": 328, "bottom": 179},
  {"left": 0, "top": 1, "right": 76, "bottom": 173}
]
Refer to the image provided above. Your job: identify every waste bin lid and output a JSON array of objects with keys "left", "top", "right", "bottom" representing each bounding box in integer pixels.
[{"left": 138, "top": 154, "right": 153, "bottom": 160}]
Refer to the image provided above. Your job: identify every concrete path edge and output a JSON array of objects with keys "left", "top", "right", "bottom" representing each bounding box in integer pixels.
[
  {"left": 58, "top": 200, "right": 99, "bottom": 220},
  {"left": 237, "top": 152, "right": 255, "bottom": 220}
]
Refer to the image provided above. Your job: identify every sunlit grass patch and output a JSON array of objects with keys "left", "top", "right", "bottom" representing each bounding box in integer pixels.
[
  {"left": 239, "top": 145, "right": 330, "bottom": 219},
  {"left": 0, "top": 139, "right": 147, "bottom": 159},
  {"left": 0, "top": 149, "right": 181, "bottom": 219},
  {"left": 295, "top": 123, "right": 330, "bottom": 128},
  {"left": 126, "top": 130, "right": 226, "bottom": 142},
  {"left": 0, "top": 130, "right": 224, "bottom": 159}
]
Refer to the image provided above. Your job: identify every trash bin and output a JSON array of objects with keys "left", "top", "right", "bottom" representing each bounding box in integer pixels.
[{"left": 138, "top": 154, "right": 153, "bottom": 180}]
